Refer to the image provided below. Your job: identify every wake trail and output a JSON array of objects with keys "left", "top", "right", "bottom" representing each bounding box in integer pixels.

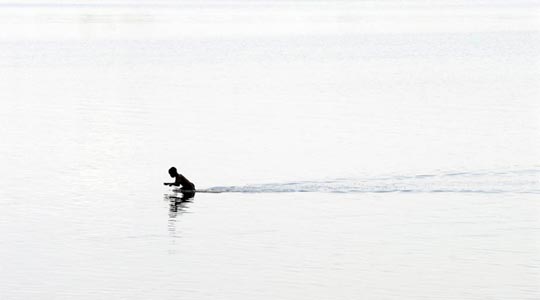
[{"left": 199, "top": 168, "right": 540, "bottom": 194}]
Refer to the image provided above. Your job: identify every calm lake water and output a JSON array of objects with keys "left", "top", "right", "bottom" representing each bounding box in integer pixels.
[{"left": 1, "top": 1, "right": 539, "bottom": 299}]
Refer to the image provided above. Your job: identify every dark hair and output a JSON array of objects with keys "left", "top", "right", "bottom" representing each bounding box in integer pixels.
[{"left": 168, "top": 167, "right": 177, "bottom": 175}]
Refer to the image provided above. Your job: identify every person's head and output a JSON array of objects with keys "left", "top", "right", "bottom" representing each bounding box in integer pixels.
[{"left": 168, "top": 167, "right": 178, "bottom": 177}]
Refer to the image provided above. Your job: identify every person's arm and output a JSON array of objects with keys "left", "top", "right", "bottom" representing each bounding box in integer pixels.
[
  {"left": 163, "top": 176, "right": 181, "bottom": 186},
  {"left": 173, "top": 175, "right": 182, "bottom": 186}
]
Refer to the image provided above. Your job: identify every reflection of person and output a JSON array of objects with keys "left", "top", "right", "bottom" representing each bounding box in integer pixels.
[
  {"left": 168, "top": 191, "right": 195, "bottom": 216},
  {"left": 163, "top": 167, "right": 195, "bottom": 191}
]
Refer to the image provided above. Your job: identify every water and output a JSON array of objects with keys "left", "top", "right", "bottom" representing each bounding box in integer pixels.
[
  {"left": 1, "top": 1, "right": 540, "bottom": 299},
  {"left": 205, "top": 169, "right": 540, "bottom": 193}
]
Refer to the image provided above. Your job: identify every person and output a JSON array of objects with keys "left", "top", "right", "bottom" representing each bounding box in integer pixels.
[{"left": 164, "top": 167, "right": 195, "bottom": 191}]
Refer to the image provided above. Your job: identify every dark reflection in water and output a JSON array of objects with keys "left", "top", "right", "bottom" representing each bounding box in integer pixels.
[
  {"left": 165, "top": 190, "right": 195, "bottom": 219},
  {"left": 165, "top": 191, "right": 195, "bottom": 241}
]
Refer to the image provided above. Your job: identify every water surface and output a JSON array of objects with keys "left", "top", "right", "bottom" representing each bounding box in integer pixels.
[{"left": 1, "top": 1, "right": 539, "bottom": 299}]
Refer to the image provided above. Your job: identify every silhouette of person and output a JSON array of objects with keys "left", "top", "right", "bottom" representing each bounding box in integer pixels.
[{"left": 164, "top": 167, "right": 195, "bottom": 191}]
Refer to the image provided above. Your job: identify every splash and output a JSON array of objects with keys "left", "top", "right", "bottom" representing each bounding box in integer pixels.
[{"left": 203, "top": 169, "right": 540, "bottom": 194}]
